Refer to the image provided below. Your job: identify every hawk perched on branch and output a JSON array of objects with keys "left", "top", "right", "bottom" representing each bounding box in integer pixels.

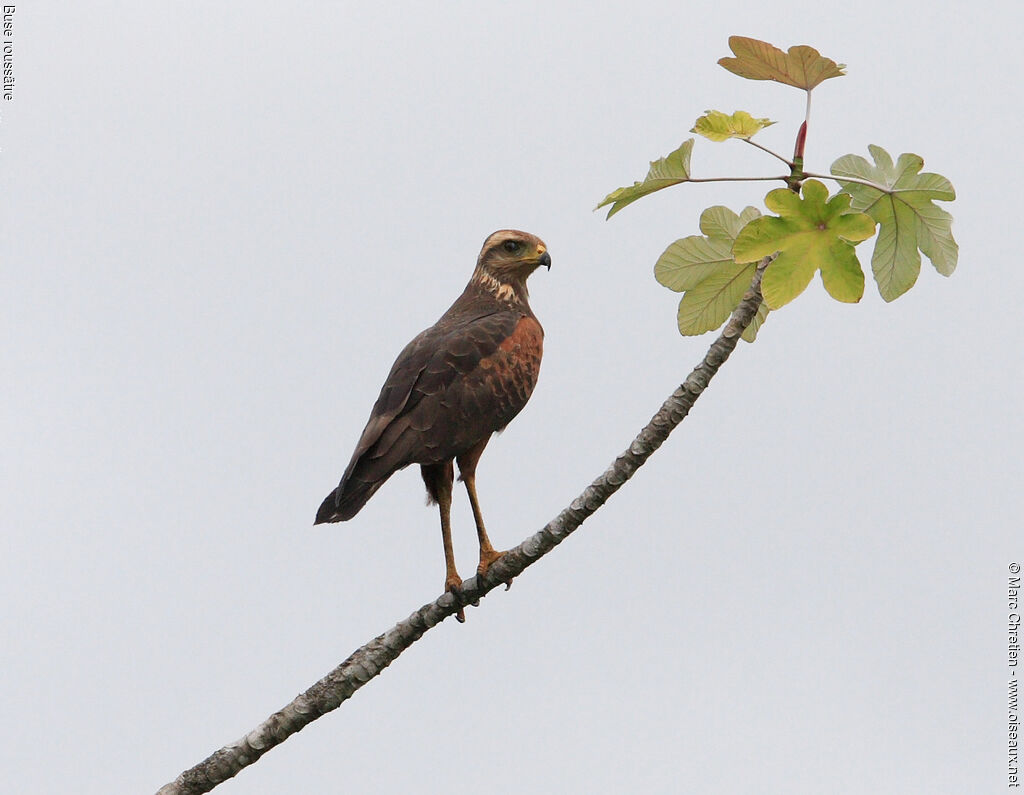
[{"left": 316, "top": 230, "right": 550, "bottom": 620}]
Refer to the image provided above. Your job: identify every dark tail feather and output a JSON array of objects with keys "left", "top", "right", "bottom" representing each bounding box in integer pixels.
[{"left": 314, "top": 475, "right": 387, "bottom": 524}]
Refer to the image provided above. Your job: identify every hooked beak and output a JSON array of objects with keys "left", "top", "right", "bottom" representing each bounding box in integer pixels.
[{"left": 538, "top": 250, "right": 551, "bottom": 270}]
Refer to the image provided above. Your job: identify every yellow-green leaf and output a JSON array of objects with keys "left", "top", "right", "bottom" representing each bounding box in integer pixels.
[
  {"left": 718, "top": 36, "right": 845, "bottom": 91},
  {"left": 733, "top": 180, "right": 875, "bottom": 309},
  {"left": 597, "top": 139, "right": 694, "bottom": 219},
  {"left": 692, "top": 110, "right": 775, "bottom": 142},
  {"left": 655, "top": 205, "right": 768, "bottom": 341},
  {"left": 831, "top": 145, "right": 957, "bottom": 302},
  {"left": 677, "top": 261, "right": 769, "bottom": 341}
]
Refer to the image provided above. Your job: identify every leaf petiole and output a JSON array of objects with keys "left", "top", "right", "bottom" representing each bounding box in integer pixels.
[
  {"left": 686, "top": 175, "right": 792, "bottom": 184},
  {"left": 741, "top": 137, "right": 793, "bottom": 166},
  {"left": 802, "top": 171, "right": 892, "bottom": 193}
]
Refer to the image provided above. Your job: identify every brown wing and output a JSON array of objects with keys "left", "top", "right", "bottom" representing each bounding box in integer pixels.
[{"left": 315, "top": 304, "right": 542, "bottom": 523}]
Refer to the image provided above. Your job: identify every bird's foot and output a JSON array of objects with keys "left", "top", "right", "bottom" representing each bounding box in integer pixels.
[
  {"left": 477, "top": 548, "right": 505, "bottom": 577},
  {"left": 478, "top": 549, "right": 514, "bottom": 590},
  {"left": 445, "top": 574, "right": 466, "bottom": 623}
]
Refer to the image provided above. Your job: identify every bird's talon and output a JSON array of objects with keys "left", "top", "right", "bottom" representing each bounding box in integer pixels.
[
  {"left": 477, "top": 549, "right": 506, "bottom": 579},
  {"left": 446, "top": 576, "right": 463, "bottom": 596},
  {"left": 445, "top": 577, "right": 468, "bottom": 623}
]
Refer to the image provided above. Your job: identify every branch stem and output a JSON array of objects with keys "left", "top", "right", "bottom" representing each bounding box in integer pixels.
[{"left": 155, "top": 259, "right": 770, "bottom": 795}]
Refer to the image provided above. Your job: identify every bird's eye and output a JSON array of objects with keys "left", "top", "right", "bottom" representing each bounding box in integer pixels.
[{"left": 502, "top": 240, "right": 520, "bottom": 253}]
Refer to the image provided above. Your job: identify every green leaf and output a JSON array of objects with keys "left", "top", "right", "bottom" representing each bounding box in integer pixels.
[
  {"left": 831, "top": 145, "right": 957, "bottom": 301},
  {"left": 718, "top": 36, "right": 845, "bottom": 90},
  {"left": 656, "top": 205, "right": 768, "bottom": 340},
  {"left": 678, "top": 262, "right": 769, "bottom": 342},
  {"left": 597, "top": 139, "right": 694, "bottom": 219},
  {"left": 733, "top": 180, "right": 875, "bottom": 309},
  {"left": 692, "top": 110, "right": 775, "bottom": 142}
]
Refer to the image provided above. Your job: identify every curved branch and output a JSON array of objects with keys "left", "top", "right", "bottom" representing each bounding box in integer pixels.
[{"left": 156, "top": 257, "right": 770, "bottom": 795}]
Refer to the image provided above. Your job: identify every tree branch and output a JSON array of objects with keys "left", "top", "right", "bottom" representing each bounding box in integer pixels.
[{"left": 156, "top": 257, "right": 770, "bottom": 795}]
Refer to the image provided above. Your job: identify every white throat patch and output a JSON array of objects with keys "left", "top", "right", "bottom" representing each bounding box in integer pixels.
[{"left": 473, "top": 270, "right": 519, "bottom": 303}]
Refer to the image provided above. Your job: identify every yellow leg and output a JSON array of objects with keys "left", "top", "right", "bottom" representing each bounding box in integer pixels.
[
  {"left": 423, "top": 462, "right": 464, "bottom": 622},
  {"left": 462, "top": 472, "right": 503, "bottom": 576},
  {"left": 437, "top": 488, "right": 462, "bottom": 591},
  {"left": 457, "top": 439, "right": 506, "bottom": 579},
  {"left": 438, "top": 491, "right": 466, "bottom": 623}
]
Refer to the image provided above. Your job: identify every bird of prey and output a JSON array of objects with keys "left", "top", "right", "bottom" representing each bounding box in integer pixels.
[{"left": 316, "top": 229, "right": 550, "bottom": 620}]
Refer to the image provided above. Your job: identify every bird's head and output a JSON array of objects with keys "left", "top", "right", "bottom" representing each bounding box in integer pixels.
[{"left": 472, "top": 230, "right": 550, "bottom": 301}]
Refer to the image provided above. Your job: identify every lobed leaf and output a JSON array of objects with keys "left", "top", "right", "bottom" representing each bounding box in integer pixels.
[
  {"left": 692, "top": 110, "right": 775, "bottom": 142},
  {"left": 597, "top": 139, "right": 694, "bottom": 218},
  {"left": 718, "top": 36, "right": 845, "bottom": 90},
  {"left": 733, "top": 180, "right": 874, "bottom": 309},
  {"left": 831, "top": 145, "right": 957, "bottom": 301},
  {"left": 655, "top": 205, "right": 768, "bottom": 340}
]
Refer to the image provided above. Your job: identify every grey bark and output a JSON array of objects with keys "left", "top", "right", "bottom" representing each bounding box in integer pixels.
[{"left": 155, "top": 258, "right": 769, "bottom": 795}]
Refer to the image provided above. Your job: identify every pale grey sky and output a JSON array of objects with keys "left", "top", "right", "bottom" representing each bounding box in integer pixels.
[{"left": 2, "top": 3, "right": 1019, "bottom": 793}]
